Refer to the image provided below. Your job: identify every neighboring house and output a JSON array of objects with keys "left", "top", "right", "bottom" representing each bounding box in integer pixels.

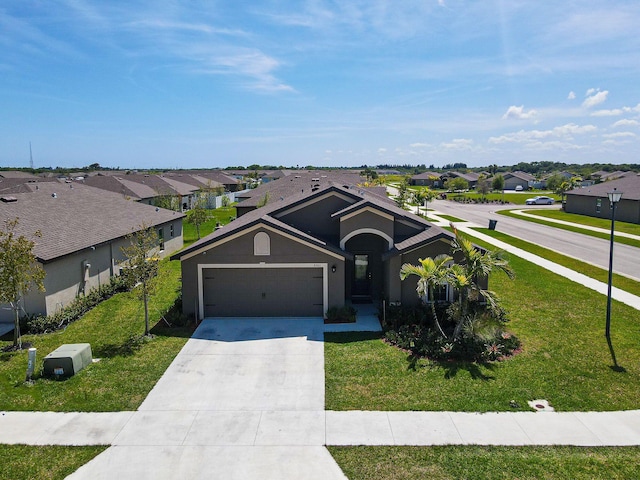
[
  {"left": 565, "top": 174, "right": 640, "bottom": 224},
  {"left": 503, "top": 171, "right": 535, "bottom": 190},
  {"left": 410, "top": 172, "right": 442, "bottom": 187},
  {"left": 442, "top": 172, "right": 480, "bottom": 188},
  {"left": 172, "top": 183, "right": 480, "bottom": 320},
  {"left": 589, "top": 171, "right": 632, "bottom": 183},
  {"left": 0, "top": 182, "right": 184, "bottom": 326},
  {"left": 234, "top": 171, "right": 366, "bottom": 217}
]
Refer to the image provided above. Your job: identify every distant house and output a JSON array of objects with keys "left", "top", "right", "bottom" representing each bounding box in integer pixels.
[
  {"left": 503, "top": 171, "right": 535, "bottom": 190},
  {"left": 234, "top": 171, "right": 366, "bottom": 217},
  {"left": 0, "top": 183, "right": 184, "bottom": 327},
  {"left": 442, "top": 172, "right": 480, "bottom": 189},
  {"left": 410, "top": 172, "right": 442, "bottom": 187},
  {"left": 172, "top": 183, "right": 483, "bottom": 320},
  {"left": 565, "top": 174, "right": 640, "bottom": 224}
]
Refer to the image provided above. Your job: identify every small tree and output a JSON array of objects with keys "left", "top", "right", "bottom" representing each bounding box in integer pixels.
[
  {"left": 0, "top": 218, "right": 45, "bottom": 349},
  {"left": 120, "top": 226, "right": 160, "bottom": 337},
  {"left": 476, "top": 178, "right": 491, "bottom": 198},
  {"left": 545, "top": 173, "right": 564, "bottom": 192},
  {"left": 395, "top": 176, "right": 411, "bottom": 209},
  {"left": 400, "top": 254, "right": 452, "bottom": 338},
  {"left": 186, "top": 201, "right": 209, "bottom": 240},
  {"left": 492, "top": 174, "right": 505, "bottom": 192},
  {"left": 414, "top": 187, "right": 437, "bottom": 217},
  {"left": 447, "top": 177, "right": 469, "bottom": 192}
]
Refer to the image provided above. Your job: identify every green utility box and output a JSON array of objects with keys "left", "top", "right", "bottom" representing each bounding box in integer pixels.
[{"left": 43, "top": 343, "right": 92, "bottom": 378}]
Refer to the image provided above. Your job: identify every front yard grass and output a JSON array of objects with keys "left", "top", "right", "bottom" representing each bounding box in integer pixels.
[
  {"left": 470, "top": 228, "right": 640, "bottom": 297},
  {"left": 0, "top": 445, "right": 106, "bottom": 480},
  {"left": 498, "top": 209, "right": 640, "bottom": 249},
  {"left": 449, "top": 191, "right": 560, "bottom": 205},
  {"left": 183, "top": 206, "right": 236, "bottom": 246},
  {"left": 329, "top": 446, "right": 640, "bottom": 480},
  {"left": 325, "top": 248, "right": 640, "bottom": 412},
  {"left": 522, "top": 209, "right": 640, "bottom": 237},
  {"left": 0, "top": 259, "right": 190, "bottom": 411}
]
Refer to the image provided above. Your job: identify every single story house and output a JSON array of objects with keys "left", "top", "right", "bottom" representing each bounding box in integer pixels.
[
  {"left": 410, "top": 172, "right": 442, "bottom": 187},
  {"left": 172, "top": 183, "right": 478, "bottom": 320},
  {"left": 503, "top": 171, "right": 535, "bottom": 190},
  {"left": 442, "top": 172, "right": 480, "bottom": 189},
  {"left": 565, "top": 174, "right": 640, "bottom": 224},
  {"left": 0, "top": 182, "right": 184, "bottom": 326}
]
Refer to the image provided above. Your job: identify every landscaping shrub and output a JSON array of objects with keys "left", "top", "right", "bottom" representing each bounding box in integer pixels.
[
  {"left": 326, "top": 305, "right": 357, "bottom": 323},
  {"left": 24, "top": 275, "right": 133, "bottom": 334},
  {"left": 382, "top": 303, "right": 521, "bottom": 362}
]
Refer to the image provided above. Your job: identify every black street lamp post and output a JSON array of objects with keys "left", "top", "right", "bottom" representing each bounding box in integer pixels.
[{"left": 605, "top": 188, "right": 623, "bottom": 342}]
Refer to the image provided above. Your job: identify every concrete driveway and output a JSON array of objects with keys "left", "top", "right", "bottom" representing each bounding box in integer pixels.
[{"left": 68, "top": 318, "right": 346, "bottom": 480}]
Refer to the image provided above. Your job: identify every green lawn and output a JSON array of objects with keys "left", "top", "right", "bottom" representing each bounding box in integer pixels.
[
  {"left": 519, "top": 209, "right": 640, "bottom": 237},
  {"left": 329, "top": 446, "right": 640, "bottom": 480},
  {"left": 183, "top": 206, "right": 236, "bottom": 245},
  {"left": 0, "top": 445, "right": 106, "bottom": 480},
  {"left": 448, "top": 191, "right": 560, "bottom": 205},
  {"left": 433, "top": 214, "right": 465, "bottom": 223},
  {"left": 325, "top": 246, "right": 640, "bottom": 411},
  {"left": 469, "top": 228, "right": 640, "bottom": 297},
  {"left": 0, "top": 260, "right": 189, "bottom": 411},
  {"left": 498, "top": 210, "right": 640, "bottom": 249}
]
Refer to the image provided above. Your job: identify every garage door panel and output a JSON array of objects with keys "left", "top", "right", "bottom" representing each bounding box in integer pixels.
[{"left": 203, "top": 267, "right": 324, "bottom": 317}]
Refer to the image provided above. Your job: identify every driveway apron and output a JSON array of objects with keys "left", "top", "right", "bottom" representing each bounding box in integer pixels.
[{"left": 67, "top": 318, "right": 347, "bottom": 480}]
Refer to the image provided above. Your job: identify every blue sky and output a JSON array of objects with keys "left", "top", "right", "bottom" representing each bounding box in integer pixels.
[{"left": 2, "top": 1, "right": 640, "bottom": 169}]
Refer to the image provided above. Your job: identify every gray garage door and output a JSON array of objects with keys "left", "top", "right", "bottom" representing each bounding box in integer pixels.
[{"left": 202, "top": 267, "right": 324, "bottom": 317}]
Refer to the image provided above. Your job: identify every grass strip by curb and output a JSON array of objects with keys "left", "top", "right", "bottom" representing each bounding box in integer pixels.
[
  {"left": 466, "top": 227, "right": 640, "bottom": 297},
  {"left": 329, "top": 445, "right": 640, "bottom": 480},
  {"left": 498, "top": 210, "right": 640, "bottom": 249},
  {"left": 0, "top": 444, "right": 106, "bottom": 480},
  {"left": 523, "top": 209, "right": 640, "bottom": 237}
]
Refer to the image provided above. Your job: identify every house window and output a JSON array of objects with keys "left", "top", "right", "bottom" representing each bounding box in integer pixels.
[
  {"left": 423, "top": 285, "right": 451, "bottom": 304},
  {"left": 170, "top": 224, "right": 174, "bottom": 238},
  {"left": 254, "top": 232, "right": 270, "bottom": 256},
  {"left": 596, "top": 198, "right": 602, "bottom": 214},
  {"left": 158, "top": 228, "right": 164, "bottom": 251}
]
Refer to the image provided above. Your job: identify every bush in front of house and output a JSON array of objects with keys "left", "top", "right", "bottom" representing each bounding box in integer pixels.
[
  {"left": 383, "top": 304, "right": 521, "bottom": 362},
  {"left": 24, "top": 275, "right": 133, "bottom": 334},
  {"left": 325, "top": 305, "right": 357, "bottom": 323}
]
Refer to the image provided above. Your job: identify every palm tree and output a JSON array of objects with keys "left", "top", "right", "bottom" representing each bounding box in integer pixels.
[
  {"left": 400, "top": 254, "right": 452, "bottom": 338},
  {"left": 449, "top": 225, "right": 515, "bottom": 336}
]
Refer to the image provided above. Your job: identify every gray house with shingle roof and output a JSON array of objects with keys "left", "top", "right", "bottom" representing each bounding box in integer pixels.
[
  {"left": 172, "top": 183, "right": 478, "bottom": 320},
  {"left": 565, "top": 174, "right": 640, "bottom": 224},
  {"left": 0, "top": 183, "right": 184, "bottom": 326}
]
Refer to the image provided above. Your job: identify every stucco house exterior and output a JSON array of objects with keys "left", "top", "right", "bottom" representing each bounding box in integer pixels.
[
  {"left": 565, "top": 174, "right": 640, "bottom": 224},
  {"left": 410, "top": 172, "right": 442, "bottom": 187},
  {"left": 503, "top": 171, "right": 535, "bottom": 190},
  {"left": 172, "top": 182, "right": 474, "bottom": 320},
  {"left": 0, "top": 182, "right": 184, "bottom": 328}
]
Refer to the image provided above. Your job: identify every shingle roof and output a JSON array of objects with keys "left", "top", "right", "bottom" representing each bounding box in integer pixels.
[
  {"left": 411, "top": 172, "right": 442, "bottom": 180},
  {"left": 237, "top": 171, "right": 364, "bottom": 207},
  {"left": 0, "top": 170, "right": 38, "bottom": 179},
  {"left": 0, "top": 183, "right": 184, "bottom": 262},
  {"left": 566, "top": 173, "right": 640, "bottom": 201},
  {"left": 173, "top": 182, "right": 450, "bottom": 261}
]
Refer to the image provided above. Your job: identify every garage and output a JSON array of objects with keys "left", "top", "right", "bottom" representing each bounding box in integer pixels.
[{"left": 201, "top": 265, "right": 325, "bottom": 317}]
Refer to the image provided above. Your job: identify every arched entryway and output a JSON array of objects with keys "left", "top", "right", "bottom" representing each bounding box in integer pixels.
[{"left": 344, "top": 233, "right": 388, "bottom": 303}]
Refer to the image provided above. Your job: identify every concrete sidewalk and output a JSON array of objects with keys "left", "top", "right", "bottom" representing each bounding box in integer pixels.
[{"left": 3, "top": 409, "right": 640, "bottom": 448}]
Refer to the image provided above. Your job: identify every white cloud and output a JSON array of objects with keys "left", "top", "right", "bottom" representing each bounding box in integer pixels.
[
  {"left": 489, "top": 123, "right": 597, "bottom": 144},
  {"left": 410, "top": 142, "right": 431, "bottom": 148},
  {"left": 582, "top": 89, "right": 608, "bottom": 108},
  {"left": 378, "top": 148, "right": 387, "bottom": 154},
  {"left": 586, "top": 87, "right": 598, "bottom": 96},
  {"left": 603, "top": 132, "right": 636, "bottom": 139},
  {"left": 623, "top": 103, "right": 640, "bottom": 113},
  {"left": 612, "top": 119, "right": 640, "bottom": 128},
  {"left": 567, "top": 91, "right": 576, "bottom": 100},
  {"left": 591, "top": 109, "right": 623, "bottom": 117},
  {"left": 441, "top": 138, "right": 473, "bottom": 150},
  {"left": 502, "top": 105, "right": 537, "bottom": 120}
]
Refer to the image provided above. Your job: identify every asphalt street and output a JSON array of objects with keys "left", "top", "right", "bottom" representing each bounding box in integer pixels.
[{"left": 430, "top": 199, "right": 640, "bottom": 281}]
